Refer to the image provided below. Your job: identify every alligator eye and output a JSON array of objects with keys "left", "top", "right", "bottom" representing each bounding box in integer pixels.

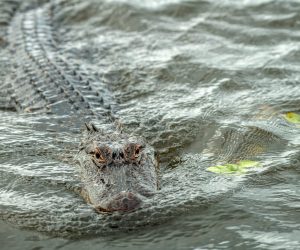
[
  {"left": 135, "top": 147, "right": 140, "bottom": 155},
  {"left": 124, "top": 143, "right": 144, "bottom": 162},
  {"left": 135, "top": 144, "right": 144, "bottom": 157},
  {"left": 94, "top": 151, "right": 106, "bottom": 163}
]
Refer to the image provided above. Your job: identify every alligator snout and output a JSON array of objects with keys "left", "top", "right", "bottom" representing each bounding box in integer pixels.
[
  {"left": 95, "top": 192, "right": 142, "bottom": 213},
  {"left": 112, "top": 150, "right": 124, "bottom": 161}
]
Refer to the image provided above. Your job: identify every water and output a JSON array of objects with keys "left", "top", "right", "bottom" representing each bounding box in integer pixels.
[{"left": 1, "top": 0, "right": 300, "bottom": 249}]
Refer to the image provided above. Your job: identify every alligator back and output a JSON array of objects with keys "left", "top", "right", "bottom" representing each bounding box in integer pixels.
[
  {"left": 0, "top": 0, "right": 20, "bottom": 46},
  {"left": 1, "top": 1, "right": 116, "bottom": 128}
]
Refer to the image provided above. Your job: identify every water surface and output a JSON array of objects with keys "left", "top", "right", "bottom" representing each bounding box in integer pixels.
[{"left": 0, "top": 0, "right": 300, "bottom": 249}]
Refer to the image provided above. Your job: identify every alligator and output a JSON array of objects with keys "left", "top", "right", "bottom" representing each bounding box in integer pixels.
[
  {"left": 0, "top": 0, "right": 158, "bottom": 213},
  {"left": 1, "top": 0, "right": 299, "bottom": 222}
]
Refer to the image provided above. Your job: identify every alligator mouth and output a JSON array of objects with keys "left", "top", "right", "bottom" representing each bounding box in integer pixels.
[{"left": 94, "top": 192, "right": 142, "bottom": 213}]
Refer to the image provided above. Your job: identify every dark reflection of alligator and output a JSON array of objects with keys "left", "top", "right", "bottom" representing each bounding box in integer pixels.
[{"left": 0, "top": 0, "right": 158, "bottom": 212}]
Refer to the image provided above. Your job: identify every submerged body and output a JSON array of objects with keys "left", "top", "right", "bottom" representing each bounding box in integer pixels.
[
  {"left": 1, "top": 0, "right": 158, "bottom": 213},
  {"left": 0, "top": 0, "right": 293, "bottom": 215}
]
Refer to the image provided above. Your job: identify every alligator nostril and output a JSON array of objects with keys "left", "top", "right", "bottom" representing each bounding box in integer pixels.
[
  {"left": 102, "top": 192, "right": 142, "bottom": 212},
  {"left": 119, "top": 151, "right": 124, "bottom": 158},
  {"left": 112, "top": 152, "right": 117, "bottom": 159}
]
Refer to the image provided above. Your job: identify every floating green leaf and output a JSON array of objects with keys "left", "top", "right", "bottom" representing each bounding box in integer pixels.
[
  {"left": 207, "top": 160, "right": 260, "bottom": 174},
  {"left": 238, "top": 160, "right": 260, "bottom": 168},
  {"left": 284, "top": 112, "right": 300, "bottom": 124}
]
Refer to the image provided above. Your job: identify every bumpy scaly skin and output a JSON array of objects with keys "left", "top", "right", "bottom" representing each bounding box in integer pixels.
[
  {"left": 0, "top": 0, "right": 20, "bottom": 46},
  {"left": 6, "top": 2, "right": 113, "bottom": 117},
  {"left": 78, "top": 124, "right": 158, "bottom": 212},
  {"left": 3, "top": 2, "right": 159, "bottom": 212},
  {"left": 0, "top": 0, "right": 20, "bottom": 110}
]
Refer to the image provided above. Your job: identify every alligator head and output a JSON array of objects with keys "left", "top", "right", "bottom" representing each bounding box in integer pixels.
[{"left": 77, "top": 123, "right": 158, "bottom": 213}]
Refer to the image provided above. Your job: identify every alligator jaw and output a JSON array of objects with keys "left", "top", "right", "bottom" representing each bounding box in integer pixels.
[{"left": 94, "top": 191, "right": 143, "bottom": 213}]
